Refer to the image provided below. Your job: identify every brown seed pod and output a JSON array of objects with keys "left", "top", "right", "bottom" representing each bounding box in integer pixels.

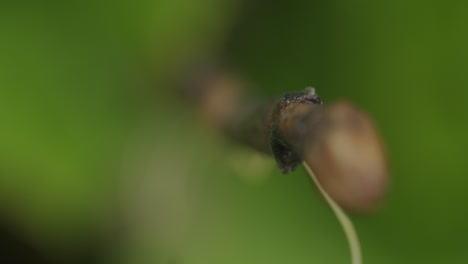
[
  {"left": 184, "top": 66, "right": 389, "bottom": 212},
  {"left": 278, "top": 100, "right": 389, "bottom": 212}
]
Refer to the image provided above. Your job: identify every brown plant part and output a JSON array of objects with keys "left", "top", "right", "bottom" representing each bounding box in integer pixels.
[
  {"left": 185, "top": 67, "right": 389, "bottom": 213},
  {"left": 279, "top": 101, "right": 389, "bottom": 212}
]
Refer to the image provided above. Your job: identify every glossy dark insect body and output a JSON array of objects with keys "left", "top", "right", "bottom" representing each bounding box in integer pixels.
[{"left": 270, "top": 88, "right": 322, "bottom": 173}]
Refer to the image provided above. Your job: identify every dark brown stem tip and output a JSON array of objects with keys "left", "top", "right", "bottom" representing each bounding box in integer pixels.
[{"left": 304, "top": 101, "right": 389, "bottom": 213}]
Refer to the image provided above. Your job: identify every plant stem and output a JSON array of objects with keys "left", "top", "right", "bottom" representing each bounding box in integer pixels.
[{"left": 304, "top": 162, "right": 362, "bottom": 264}]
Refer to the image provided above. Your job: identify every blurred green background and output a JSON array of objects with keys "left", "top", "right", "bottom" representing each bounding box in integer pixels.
[{"left": 1, "top": 0, "right": 468, "bottom": 263}]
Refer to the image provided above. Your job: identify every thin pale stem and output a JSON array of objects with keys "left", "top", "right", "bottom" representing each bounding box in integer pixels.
[{"left": 303, "top": 162, "right": 362, "bottom": 264}]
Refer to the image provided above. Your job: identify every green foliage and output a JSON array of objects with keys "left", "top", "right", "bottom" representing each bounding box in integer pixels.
[{"left": 1, "top": 0, "right": 468, "bottom": 263}]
